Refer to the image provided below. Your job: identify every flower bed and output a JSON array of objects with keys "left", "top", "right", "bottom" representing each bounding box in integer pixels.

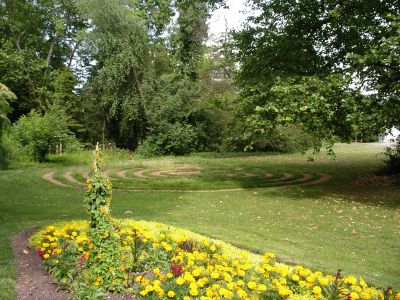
[{"left": 30, "top": 219, "right": 399, "bottom": 300}]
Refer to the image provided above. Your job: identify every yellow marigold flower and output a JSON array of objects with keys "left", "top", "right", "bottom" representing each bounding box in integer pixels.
[
  {"left": 71, "top": 231, "right": 78, "bottom": 237},
  {"left": 42, "top": 242, "right": 49, "bottom": 248},
  {"left": 395, "top": 292, "right": 400, "bottom": 300},
  {"left": 43, "top": 254, "right": 50, "bottom": 259},
  {"left": 167, "top": 291, "right": 175, "bottom": 298},
  {"left": 247, "top": 281, "right": 257, "bottom": 290},
  {"left": 313, "top": 286, "right": 322, "bottom": 297},
  {"left": 219, "top": 288, "right": 233, "bottom": 299},
  {"left": 350, "top": 292, "right": 360, "bottom": 300},
  {"left": 183, "top": 297, "right": 190, "bottom": 300},
  {"left": 237, "top": 280, "right": 245, "bottom": 287},
  {"left": 258, "top": 284, "right": 267, "bottom": 292},
  {"left": 224, "top": 272, "right": 232, "bottom": 282},
  {"left": 319, "top": 277, "right": 329, "bottom": 286},
  {"left": 292, "top": 274, "right": 300, "bottom": 281},
  {"left": 211, "top": 271, "right": 220, "bottom": 279},
  {"left": 87, "top": 182, "right": 93, "bottom": 189},
  {"left": 278, "top": 286, "right": 292, "bottom": 297},
  {"left": 176, "top": 277, "right": 185, "bottom": 285},
  {"left": 237, "top": 288, "right": 247, "bottom": 299},
  {"left": 264, "top": 252, "right": 276, "bottom": 259},
  {"left": 306, "top": 274, "right": 315, "bottom": 283},
  {"left": 209, "top": 244, "right": 216, "bottom": 252},
  {"left": 353, "top": 285, "right": 362, "bottom": 292},
  {"left": 359, "top": 278, "right": 368, "bottom": 289},
  {"left": 226, "top": 282, "right": 235, "bottom": 290},
  {"left": 360, "top": 292, "right": 371, "bottom": 300},
  {"left": 100, "top": 209, "right": 107, "bottom": 215},
  {"left": 344, "top": 275, "right": 357, "bottom": 285},
  {"left": 299, "top": 280, "right": 308, "bottom": 288},
  {"left": 189, "top": 288, "right": 199, "bottom": 296}
]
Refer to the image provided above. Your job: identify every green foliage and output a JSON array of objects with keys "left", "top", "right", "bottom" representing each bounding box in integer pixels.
[
  {"left": 11, "top": 110, "right": 77, "bottom": 162},
  {"left": 136, "top": 74, "right": 216, "bottom": 155},
  {"left": 0, "top": 0, "right": 87, "bottom": 119},
  {"left": 0, "top": 83, "right": 16, "bottom": 169},
  {"left": 84, "top": 147, "right": 126, "bottom": 292},
  {"left": 233, "top": 0, "right": 400, "bottom": 153},
  {"left": 225, "top": 124, "right": 313, "bottom": 153},
  {"left": 0, "top": 83, "right": 15, "bottom": 133},
  {"left": 384, "top": 136, "right": 400, "bottom": 174}
]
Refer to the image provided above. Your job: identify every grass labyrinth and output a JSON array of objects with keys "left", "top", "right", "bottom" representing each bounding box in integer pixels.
[{"left": 45, "top": 162, "right": 330, "bottom": 191}]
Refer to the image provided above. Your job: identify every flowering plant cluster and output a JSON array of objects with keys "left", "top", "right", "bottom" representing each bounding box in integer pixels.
[
  {"left": 30, "top": 218, "right": 399, "bottom": 300},
  {"left": 83, "top": 144, "right": 126, "bottom": 291}
]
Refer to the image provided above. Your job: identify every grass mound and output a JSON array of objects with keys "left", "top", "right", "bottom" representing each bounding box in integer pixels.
[{"left": 30, "top": 219, "right": 399, "bottom": 300}]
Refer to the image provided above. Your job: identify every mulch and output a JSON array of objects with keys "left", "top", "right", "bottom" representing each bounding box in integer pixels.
[{"left": 12, "top": 229, "right": 133, "bottom": 300}]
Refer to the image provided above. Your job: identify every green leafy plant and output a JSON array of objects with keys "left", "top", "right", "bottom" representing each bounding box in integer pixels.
[
  {"left": 83, "top": 145, "right": 127, "bottom": 292},
  {"left": 384, "top": 136, "right": 400, "bottom": 174},
  {"left": 11, "top": 109, "right": 79, "bottom": 162}
]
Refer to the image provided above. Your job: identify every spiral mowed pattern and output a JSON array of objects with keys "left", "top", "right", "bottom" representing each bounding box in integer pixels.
[{"left": 42, "top": 164, "right": 330, "bottom": 191}]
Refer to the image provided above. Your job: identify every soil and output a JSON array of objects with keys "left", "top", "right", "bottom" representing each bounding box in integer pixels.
[
  {"left": 12, "top": 229, "right": 69, "bottom": 300},
  {"left": 353, "top": 174, "right": 399, "bottom": 187},
  {"left": 12, "top": 230, "right": 133, "bottom": 300}
]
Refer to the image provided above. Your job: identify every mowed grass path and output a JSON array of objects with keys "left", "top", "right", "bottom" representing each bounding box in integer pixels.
[{"left": 0, "top": 143, "right": 399, "bottom": 299}]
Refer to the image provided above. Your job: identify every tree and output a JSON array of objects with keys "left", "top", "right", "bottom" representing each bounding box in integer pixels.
[
  {"left": 0, "top": 0, "right": 87, "bottom": 120},
  {"left": 0, "top": 83, "right": 16, "bottom": 168},
  {"left": 233, "top": 0, "right": 400, "bottom": 152}
]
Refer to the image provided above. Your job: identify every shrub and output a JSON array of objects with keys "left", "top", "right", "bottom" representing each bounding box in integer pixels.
[
  {"left": 0, "top": 83, "right": 16, "bottom": 169},
  {"left": 11, "top": 110, "right": 80, "bottom": 162},
  {"left": 224, "top": 124, "right": 313, "bottom": 153},
  {"left": 137, "top": 122, "right": 198, "bottom": 156},
  {"left": 384, "top": 136, "right": 400, "bottom": 174}
]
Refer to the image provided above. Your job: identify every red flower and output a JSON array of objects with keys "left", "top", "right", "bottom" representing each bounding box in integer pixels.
[
  {"left": 80, "top": 253, "right": 87, "bottom": 265},
  {"left": 346, "top": 295, "right": 352, "bottom": 300},
  {"left": 36, "top": 248, "right": 44, "bottom": 259},
  {"left": 171, "top": 264, "right": 183, "bottom": 277}
]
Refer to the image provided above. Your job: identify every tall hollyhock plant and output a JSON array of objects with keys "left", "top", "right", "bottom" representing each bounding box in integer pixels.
[{"left": 84, "top": 144, "right": 127, "bottom": 291}]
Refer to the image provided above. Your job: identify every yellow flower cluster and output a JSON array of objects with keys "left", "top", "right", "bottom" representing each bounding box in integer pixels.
[{"left": 30, "top": 220, "right": 399, "bottom": 300}]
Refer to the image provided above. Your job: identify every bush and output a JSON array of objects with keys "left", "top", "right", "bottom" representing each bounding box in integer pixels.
[
  {"left": 384, "top": 136, "right": 400, "bottom": 174},
  {"left": 224, "top": 124, "right": 313, "bottom": 153},
  {"left": 0, "top": 83, "right": 16, "bottom": 169},
  {"left": 11, "top": 110, "right": 80, "bottom": 162},
  {"left": 136, "top": 122, "right": 198, "bottom": 156},
  {"left": 0, "top": 143, "right": 8, "bottom": 169}
]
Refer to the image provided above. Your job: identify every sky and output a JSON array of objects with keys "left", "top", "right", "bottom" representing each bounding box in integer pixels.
[{"left": 208, "top": 0, "right": 251, "bottom": 40}]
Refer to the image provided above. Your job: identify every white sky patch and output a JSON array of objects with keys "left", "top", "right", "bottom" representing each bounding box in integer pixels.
[{"left": 208, "top": 0, "right": 251, "bottom": 41}]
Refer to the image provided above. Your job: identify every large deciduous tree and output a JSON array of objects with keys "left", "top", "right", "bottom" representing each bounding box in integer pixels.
[
  {"left": 0, "top": 0, "right": 87, "bottom": 120},
  {"left": 233, "top": 0, "right": 400, "bottom": 152}
]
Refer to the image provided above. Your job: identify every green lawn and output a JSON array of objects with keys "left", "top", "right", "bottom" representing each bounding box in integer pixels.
[{"left": 0, "top": 143, "right": 399, "bottom": 299}]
